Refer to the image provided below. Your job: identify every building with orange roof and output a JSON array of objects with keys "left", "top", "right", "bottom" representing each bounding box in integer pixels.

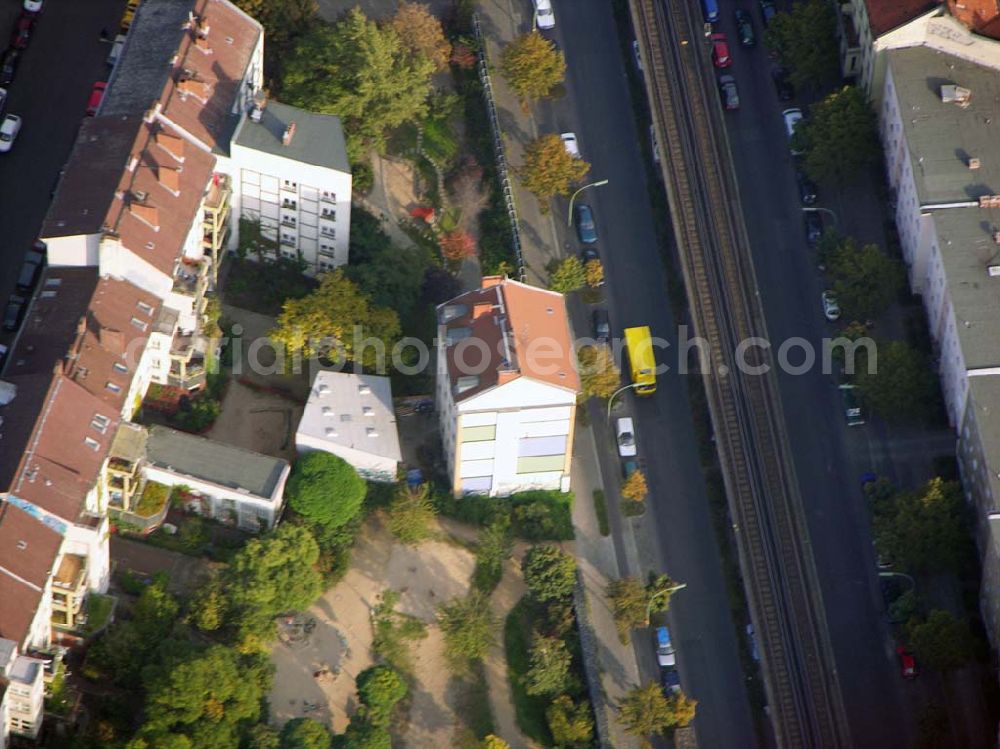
[{"left": 436, "top": 277, "right": 579, "bottom": 497}]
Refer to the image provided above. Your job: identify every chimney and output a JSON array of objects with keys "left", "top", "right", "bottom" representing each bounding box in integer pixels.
[
  {"left": 472, "top": 302, "right": 492, "bottom": 320},
  {"left": 99, "top": 327, "right": 125, "bottom": 355},
  {"left": 195, "top": 35, "right": 213, "bottom": 53},
  {"left": 969, "top": 156, "right": 981, "bottom": 170},
  {"left": 481, "top": 276, "right": 503, "bottom": 288},
  {"left": 155, "top": 130, "right": 185, "bottom": 161},
  {"left": 130, "top": 202, "right": 160, "bottom": 231},
  {"left": 158, "top": 165, "right": 180, "bottom": 193},
  {"left": 282, "top": 122, "right": 297, "bottom": 146}
]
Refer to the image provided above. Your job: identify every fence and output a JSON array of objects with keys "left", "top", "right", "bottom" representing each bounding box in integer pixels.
[{"left": 472, "top": 13, "right": 526, "bottom": 282}]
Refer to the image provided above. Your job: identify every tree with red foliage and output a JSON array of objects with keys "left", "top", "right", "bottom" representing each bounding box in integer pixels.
[{"left": 439, "top": 230, "right": 477, "bottom": 261}]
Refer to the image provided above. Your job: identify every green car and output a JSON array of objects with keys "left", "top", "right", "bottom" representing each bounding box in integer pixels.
[{"left": 735, "top": 9, "right": 755, "bottom": 47}]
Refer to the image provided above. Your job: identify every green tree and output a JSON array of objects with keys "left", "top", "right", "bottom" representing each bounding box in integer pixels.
[
  {"left": 853, "top": 340, "right": 940, "bottom": 424},
  {"left": 269, "top": 270, "right": 401, "bottom": 364},
  {"left": 518, "top": 133, "right": 590, "bottom": 209},
  {"left": 501, "top": 32, "right": 566, "bottom": 105},
  {"left": 798, "top": 86, "right": 880, "bottom": 184},
  {"left": 908, "top": 609, "right": 975, "bottom": 673},
  {"left": 473, "top": 514, "right": 514, "bottom": 593},
  {"left": 247, "top": 724, "right": 281, "bottom": 749},
  {"left": 356, "top": 666, "right": 408, "bottom": 724},
  {"left": 341, "top": 721, "right": 391, "bottom": 749},
  {"left": 282, "top": 9, "right": 435, "bottom": 161},
  {"left": 607, "top": 574, "right": 680, "bottom": 644},
  {"left": 546, "top": 695, "right": 594, "bottom": 748},
  {"left": 286, "top": 452, "right": 367, "bottom": 529},
  {"left": 617, "top": 683, "right": 696, "bottom": 739},
  {"left": 824, "top": 236, "right": 901, "bottom": 321},
  {"left": 189, "top": 573, "right": 226, "bottom": 632},
  {"left": 764, "top": 0, "right": 839, "bottom": 89},
  {"left": 479, "top": 737, "right": 511, "bottom": 749},
  {"left": 524, "top": 632, "right": 572, "bottom": 696},
  {"left": 391, "top": 2, "right": 451, "bottom": 71},
  {"left": 225, "top": 524, "right": 324, "bottom": 636},
  {"left": 549, "top": 255, "right": 587, "bottom": 293},
  {"left": 279, "top": 718, "right": 332, "bottom": 749},
  {"left": 438, "top": 591, "right": 497, "bottom": 666},
  {"left": 232, "top": 0, "right": 316, "bottom": 64},
  {"left": 385, "top": 483, "right": 437, "bottom": 545},
  {"left": 577, "top": 345, "right": 621, "bottom": 400},
  {"left": 521, "top": 544, "right": 577, "bottom": 603}
]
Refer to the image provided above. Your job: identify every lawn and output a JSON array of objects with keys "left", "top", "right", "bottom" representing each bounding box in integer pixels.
[
  {"left": 82, "top": 593, "right": 115, "bottom": 635},
  {"left": 134, "top": 482, "right": 170, "bottom": 518}
]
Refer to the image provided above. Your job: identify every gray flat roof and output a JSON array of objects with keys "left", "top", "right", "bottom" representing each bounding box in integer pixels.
[
  {"left": 888, "top": 46, "right": 1000, "bottom": 205},
  {"left": 146, "top": 425, "right": 287, "bottom": 498},
  {"left": 932, "top": 207, "right": 1000, "bottom": 369},
  {"left": 232, "top": 101, "right": 350, "bottom": 173},
  {"left": 967, "top": 375, "right": 1000, "bottom": 504}
]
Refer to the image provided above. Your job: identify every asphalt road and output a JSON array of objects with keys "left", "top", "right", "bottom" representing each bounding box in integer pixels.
[{"left": 0, "top": 0, "right": 125, "bottom": 350}]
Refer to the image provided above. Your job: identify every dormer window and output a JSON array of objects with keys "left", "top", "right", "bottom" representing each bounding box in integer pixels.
[
  {"left": 84, "top": 436, "right": 100, "bottom": 451},
  {"left": 91, "top": 414, "right": 111, "bottom": 433}
]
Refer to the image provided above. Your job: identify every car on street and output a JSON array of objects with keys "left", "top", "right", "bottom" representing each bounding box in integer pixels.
[
  {"left": 580, "top": 246, "right": 599, "bottom": 266},
  {"left": 10, "top": 13, "right": 35, "bottom": 50},
  {"left": 839, "top": 383, "right": 865, "bottom": 426},
  {"left": 616, "top": 417, "right": 637, "bottom": 458},
  {"left": 710, "top": 33, "right": 731, "bottom": 68},
  {"left": 0, "top": 87, "right": 7, "bottom": 118},
  {"left": 746, "top": 624, "right": 761, "bottom": 662},
  {"left": 621, "top": 458, "right": 640, "bottom": 479},
  {"left": 561, "top": 132, "right": 580, "bottom": 158},
  {"left": 86, "top": 81, "right": 107, "bottom": 116},
  {"left": 592, "top": 308, "right": 610, "bottom": 342},
  {"left": 655, "top": 626, "right": 676, "bottom": 667},
  {"left": 632, "top": 39, "right": 643, "bottom": 72},
  {"left": 650, "top": 125, "right": 661, "bottom": 163},
  {"left": 0, "top": 49, "right": 21, "bottom": 86},
  {"left": 719, "top": 75, "right": 739, "bottom": 110},
  {"left": 574, "top": 203, "right": 598, "bottom": 244},
  {"left": 896, "top": 646, "right": 918, "bottom": 679},
  {"left": 16, "top": 251, "right": 42, "bottom": 291},
  {"left": 796, "top": 171, "right": 817, "bottom": 205},
  {"left": 782, "top": 107, "right": 804, "bottom": 155},
  {"left": 734, "top": 9, "right": 755, "bottom": 46},
  {"left": 772, "top": 67, "right": 795, "bottom": 101},
  {"left": 821, "top": 290, "right": 840, "bottom": 321},
  {"left": 0, "top": 343, "right": 8, "bottom": 371},
  {"left": 660, "top": 666, "right": 681, "bottom": 695},
  {"left": 23, "top": 0, "right": 42, "bottom": 14},
  {"left": 804, "top": 209, "right": 823, "bottom": 245},
  {"left": 759, "top": 0, "right": 777, "bottom": 25},
  {"left": 533, "top": 0, "right": 555, "bottom": 29},
  {"left": 0, "top": 114, "right": 22, "bottom": 153},
  {"left": 3, "top": 295, "right": 26, "bottom": 331}
]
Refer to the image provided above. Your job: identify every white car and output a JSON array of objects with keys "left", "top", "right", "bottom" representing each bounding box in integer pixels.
[
  {"left": 561, "top": 132, "right": 580, "bottom": 158},
  {"left": 821, "top": 290, "right": 841, "bottom": 322},
  {"left": 534, "top": 0, "right": 555, "bottom": 29},
  {"left": 632, "top": 40, "right": 643, "bottom": 72},
  {"left": 0, "top": 114, "right": 22, "bottom": 153},
  {"left": 23, "top": 0, "right": 42, "bottom": 13},
  {"left": 650, "top": 125, "right": 660, "bottom": 164},
  {"left": 616, "top": 417, "right": 637, "bottom": 458},
  {"left": 782, "top": 107, "right": 804, "bottom": 156}
]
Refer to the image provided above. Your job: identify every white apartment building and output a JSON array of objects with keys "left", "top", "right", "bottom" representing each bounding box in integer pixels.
[
  {"left": 436, "top": 277, "right": 579, "bottom": 497},
  {"left": 230, "top": 100, "right": 353, "bottom": 274},
  {"left": 295, "top": 372, "right": 402, "bottom": 482},
  {"left": 0, "top": 638, "right": 45, "bottom": 745}
]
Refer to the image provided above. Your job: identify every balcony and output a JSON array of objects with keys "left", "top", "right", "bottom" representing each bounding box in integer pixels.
[
  {"left": 320, "top": 227, "right": 335, "bottom": 239},
  {"left": 280, "top": 237, "right": 297, "bottom": 248},
  {"left": 203, "top": 173, "right": 232, "bottom": 262},
  {"left": 51, "top": 554, "right": 88, "bottom": 631},
  {"left": 321, "top": 192, "right": 336, "bottom": 204},
  {"left": 173, "top": 256, "right": 210, "bottom": 297},
  {"left": 281, "top": 217, "right": 297, "bottom": 228}
]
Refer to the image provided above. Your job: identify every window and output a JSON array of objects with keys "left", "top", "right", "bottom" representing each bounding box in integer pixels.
[
  {"left": 45, "top": 277, "right": 62, "bottom": 287},
  {"left": 321, "top": 190, "right": 335, "bottom": 203},
  {"left": 282, "top": 179, "right": 297, "bottom": 190},
  {"left": 84, "top": 436, "right": 100, "bottom": 451},
  {"left": 321, "top": 209, "right": 335, "bottom": 220},
  {"left": 321, "top": 227, "right": 335, "bottom": 239},
  {"left": 106, "top": 382, "right": 122, "bottom": 394},
  {"left": 113, "top": 361, "right": 128, "bottom": 373},
  {"left": 130, "top": 317, "right": 148, "bottom": 331},
  {"left": 40, "top": 290, "right": 57, "bottom": 299},
  {"left": 282, "top": 198, "right": 297, "bottom": 210},
  {"left": 91, "top": 414, "right": 111, "bottom": 433},
  {"left": 137, "top": 300, "right": 154, "bottom": 315}
]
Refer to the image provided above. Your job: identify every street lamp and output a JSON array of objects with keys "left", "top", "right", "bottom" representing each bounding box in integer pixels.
[
  {"left": 567, "top": 179, "right": 610, "bottom": 228},
  {"left": 802, "top": 206, "right": 839, "bottom": 229},
  {"left": 606, "top": 382, "right": 642, "bottom": 422},
  {"left": 645, "top": 581, "right": 687, "bottom": 626}
]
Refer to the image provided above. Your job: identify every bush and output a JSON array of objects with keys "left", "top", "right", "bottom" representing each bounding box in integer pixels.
[
  {"left": 438, "top": 591, "right": 497, "bottom": 667},
  {"left": 286, "top": 452, "right": 367, "bottom": 529},
  {"left": 522, "top": 545, "right": 577, "bottom": 604},
  {"left": 385, "top": 483, "right": 437, "bottom": 545},
  {"left": 510, "top": 491, "right": 574, "bottom": 541},
  {"left": 357, "top": 665, "right": 408, "bottom": 724},
  {"left": 472, "top": 515, "right": 513, "bottom": 593}
]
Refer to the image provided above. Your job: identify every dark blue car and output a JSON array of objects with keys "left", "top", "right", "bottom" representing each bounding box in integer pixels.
[{"left": 575, "top": 203, "right": 598, "bottom": 244}]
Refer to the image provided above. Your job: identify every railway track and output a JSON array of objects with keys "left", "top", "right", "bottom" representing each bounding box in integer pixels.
[{"left": 629, "top": 0, "right": 848, "bottom": 746}]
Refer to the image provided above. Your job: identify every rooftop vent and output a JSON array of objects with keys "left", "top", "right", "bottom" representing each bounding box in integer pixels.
[
  {"left": 16, "top": 540, "right": 26, "bottom": 551},
  {"left": 282, "top": 122, "right": 297, "bottom": 146},
  {"left": 980, "top": 195, "right": 1000, "bottom": 208},
  {"left": 969, "top": 157, "right": 981, "bottom": 170},
  {"left": 322, "top": 406, "right": 334, "bottom": 416},
  {"left": 317, "top": 383, "right": 330, "bottom": 394},
  {"left": 989, "top": 265, "right": 1000, "bottom": 277},
  {"left": 993, "top": 232, "right": 1000, "bottom": 245},
  {"left": 363, "top": 406, "right": 374, "bottom": 416},
  {"left": 941, "top": 84, "right": 972, "bottom": 107},
  {"left": 358, "top": 384, "right": 371, "bottom": 395},
  {"left": 366, "top": 427, "right": 379, "bottom": 438},
  {"left": 324, "top": 427, "right": 338, "bottom": 437}
]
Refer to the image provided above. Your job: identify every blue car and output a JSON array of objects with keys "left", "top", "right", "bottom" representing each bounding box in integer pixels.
[{"left": 574, "top": 203, "right": 598, "bottom": 244}]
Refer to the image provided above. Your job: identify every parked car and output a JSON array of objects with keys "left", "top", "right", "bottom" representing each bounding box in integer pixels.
[
  {"left": 650, "top": 125, "right": 661, "bottom": 164},
  {"left": 772, "top": 67, "right": 795, "bottom": 101},
  {"left": 782, "top": 107, "right": 804, "bottom": 155},
  {"left": 86, "top": 81, "right": 107, "bottom": 116},
  {"left": 734, "top": 9, "right": 755, "bottom": 46},
  {"left": 0, "top": 49, "right": 21, "bottom": 86},
  {"left": 655, "top": 626, "right": 676, "bottom": 667},
  {"left": 561, "top": 132, "right": 580, "bottom": 158},
  {"left": 23, "top": 0, "right": 42, "bottom": 14},
  {"left": 107, "top": 34, "right": 126, "bottom": 67},
  {"left": 746, "top": 624, "right": 761, "bottom": 662},
  {"left": 821, "top": 290, "right": 840, "bottom": 321},
  {"left": 632, "top": 39, "right": 643, "bottom": 72},
  {"left": 719, "top": 75, "right": 739, "bottom": 110},
  {"left": 533, "top": 0, "right": 555, "bottom": 29},
  {"left": 0, "top": 87, "right": 7, "bottom": 119},
  {"left": 580, "top": 247, "right": 599, "bottom": 266},
  {"left": 839, "top": 384, "right": 865, "bottom": 426},
  {"left": 896, "top": 646, "right": 918, "bottom": 679},
  {"left": 710, "top": 33, "right": 731, "bottom": 68},
  {"left": 16, "top": 253, "right": 42, "bottom": 292},
  {"left": 574, "top": 203, "right": 598, "bottom": 244},
  {"left": 759, "top": 0, "right": 776, "bottom": 25},
  {"left": 621, "top": 458, "right": 640, "bottom": 480},
  {"left": 616, "top": 417, "right": 637, "bottom": 458},
  {"left": 0, "top": 343, "right": 8, "bottom": 370},
  {"left": 3, "top": 295, "right": 26, "bottom": 331},
  {"left": 0, "top": 114, "right": 22, "bottom": 153},
  {"left": 10, "top": 13, "right": 35, "bottom": 50},
  {"left": 592, "top": 308, "right": 610, "bottom": 342},
  {"left": 796, "top": 171, "right": 817, "bottom": 205},
  {"left": 804, "top": 210, "right": 823, "bottom": 245},
  {"left": 660, "top": 666, "right": 681, "bottom": 695}
]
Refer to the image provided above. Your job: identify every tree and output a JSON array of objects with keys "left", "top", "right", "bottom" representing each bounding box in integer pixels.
[
  {"left": 232, "top": 0, "right": 316, "bottom": 61},
  {"left": 621, "top": 470, "right": 648, "bottom": 502},
  {"left": 824, "top": 237, "right": 901, "bottom": 321},
  {"left": 853, "top": 340, "right": 940, "bottom": 424},
  {"left": 764, "top": 0, "right": 839, "bottom": 90},
  {"left": 356, "top": 666, "right": 408, "bottom": 724},
  {"left": 549, "top": 255, "right": 587, "bottom": 293},
  {"left": 907, "top": 609, "right": 975, "bottom": 673},
  {"left": 472, "top": 514, "right": 513, "bottom": 593},
  {"left": 798, "top": 86, "right": 880, "bottom": 184},
  {"left": 501, "top": 32, "right": 566, "bottom": 105},
  {"left": 439, "top": 229, "right": 477, "bottom": 261},
  {"left": 189, "top": 573, "right": 226, "bottom": 632},
  {"left": 479, "top": 737, "right": 510, "bottom": 749},
  {"left": 585, "top": 258, "right": 604, "bottom": 288},
  {"left": 391, "top": 2, "right": 451, "bottom": 71},
  {"left": 341, "top": 720, "right": 391, "bottom": 749},
  {"left": 577, "top": 345, "right": 621, "bottom": 400},
  {"left": 247, "top": 724, "right": 281, "bottom": 749},
  {"left": 607, "top": 574, "right": 680, "bottom": 644},
  {"left": 282, "top": 9, "right": 434, "bottom": 161},
  {"left": 279, "top": 718, "right": 332, "bottom": 749},
  {"left": 286, "top": 452, "right": 367, "bottom": 529},
  {"left": 385, "top": 483, "right": 437, "bottom": 545},
  {"left": 522, "top": 544, "right": 577, "bottom": 603},
  {"left": 225, "top": 524, "right": 324, "bottom": 635},
  {"left": 617, "top": 683, "right": 696, "bottom": 739},
  {"left": 524, "top": 633, "right": 572, "bottom": 696},
  {"left": 547, "top": 695, "right": 594, "bottom": 748},
  {"left": 518, "top": 133, "right": 590, "bottom": 208},
  {"left": 438, "top": 591, "right": 497, "bottom": 665}
]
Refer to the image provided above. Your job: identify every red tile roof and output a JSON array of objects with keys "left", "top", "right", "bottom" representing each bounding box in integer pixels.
[
  {"left": 866, "top": 0, "right": 940, "bottom": 36},
  {"left": 0, "top": 503, "right": 63, "bottom": 647},
  {"left": 947, "top": 0, "right": 1000, "bottom": 38}
]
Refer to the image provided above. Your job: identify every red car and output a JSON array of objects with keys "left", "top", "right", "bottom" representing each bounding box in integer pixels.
[
  {"left": 711, "top": 33, "right": 732, "bottom": 68},
  {"left": 896, "top": 646, "right": 918, "bottom": 679},
  {"left": 86, "top": 82, "right": 107, "bottom": 116},
  {"left": 10, "top": 13, "right": 34, "bottom": 50}
]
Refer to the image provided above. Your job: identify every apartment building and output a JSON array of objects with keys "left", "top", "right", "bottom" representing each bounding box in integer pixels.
[
  {"left": 436, "top": 277, "right": 579, "bottom": 497},
  {"left": 0, "top": 638, "right": 45, "bottom": 745}
]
